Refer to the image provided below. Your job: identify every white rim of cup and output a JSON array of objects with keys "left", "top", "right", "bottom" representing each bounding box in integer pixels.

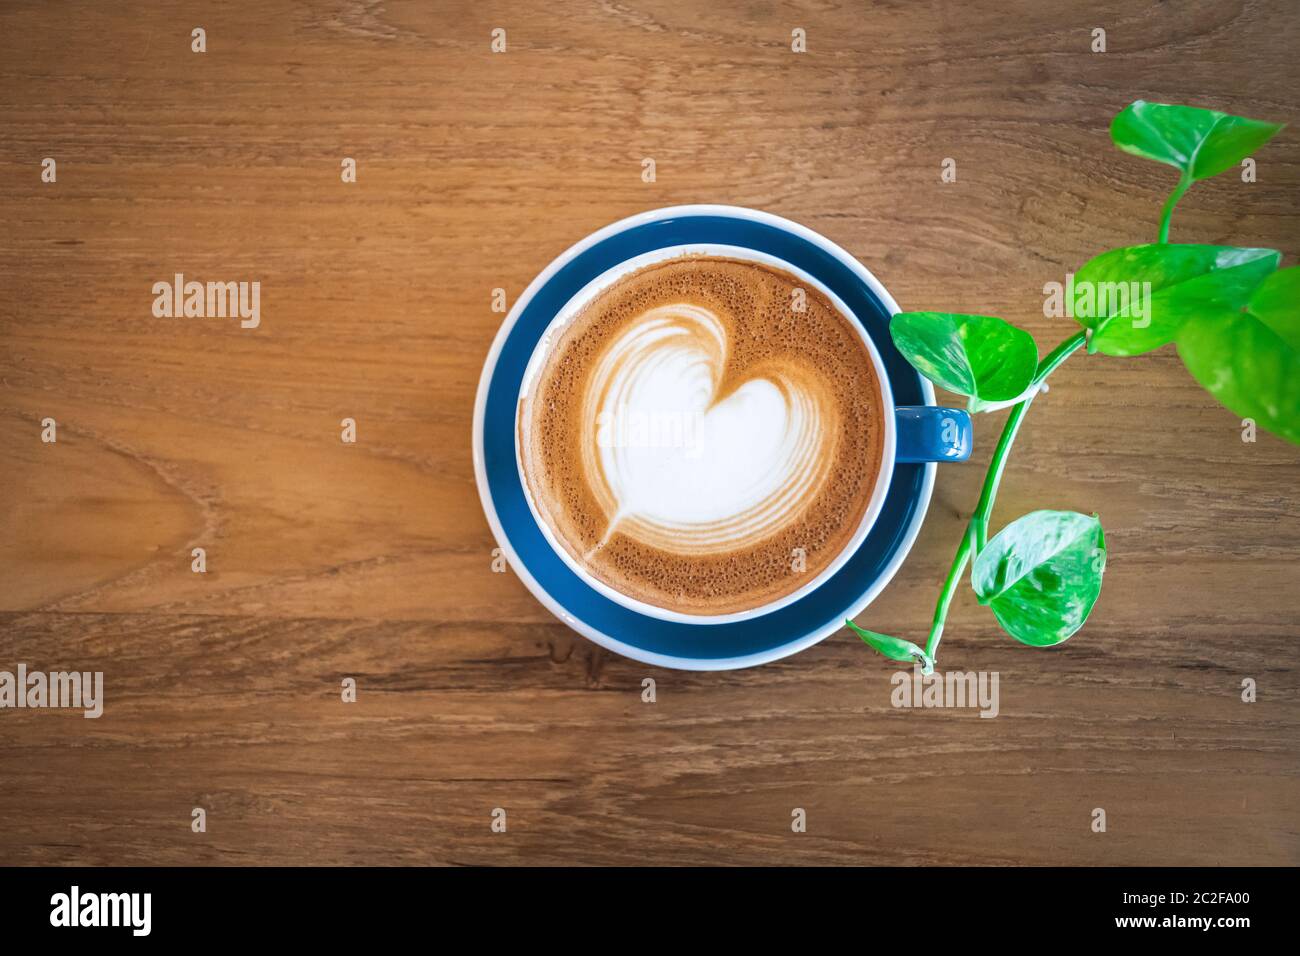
[
  {"left": 471, "top": 204, "right": 937, "bottom": 670},
  {"left": 514, "top": 242, "right": 898, "bottom": 624}
]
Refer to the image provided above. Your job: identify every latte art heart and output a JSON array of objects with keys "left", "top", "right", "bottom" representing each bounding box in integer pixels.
[
  {"left": 520, "top": 255, "right": 885, "bottom": 616},
  {"left": 582, "top": 303, "right": 836, "bottom": 555}
]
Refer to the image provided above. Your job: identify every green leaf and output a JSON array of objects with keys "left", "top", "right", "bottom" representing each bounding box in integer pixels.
[
  {"left": 1245, "top": 266, "right": 1300, "bottom": 352},
  {"left": 971, "top": 511, "right": 1106, "bottom": 648},
  {"left": 1177, "top": 266, "right": 1300, "bottom": 446},
  {"left": 1111, "top": 101, "right": 1284, "bottom": 182},
  {"left": 890, "top": 312, "right": 1038, "bottom": 411},
  {"left": 845, "top": 619, "right": 933, "bottom": 673},
  {"left": 1072, "top": 244, "right": 1280, "bottom": 356}
]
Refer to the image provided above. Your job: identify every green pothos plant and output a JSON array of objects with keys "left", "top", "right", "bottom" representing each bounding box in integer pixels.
[{"left": 848, "top": 100, "right": 1296, "bottom": 672}]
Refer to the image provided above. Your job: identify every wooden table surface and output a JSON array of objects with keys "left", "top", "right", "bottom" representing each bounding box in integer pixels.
[{"left": 1, "top": 0, "right": 1297, "bottom": 866}]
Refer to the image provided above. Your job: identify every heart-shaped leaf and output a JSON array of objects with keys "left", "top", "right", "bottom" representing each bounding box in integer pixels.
[
  {"left": 1177, "top": 266, "right": 1300, "bottom": 446},
  {"left": 1072, "top": 244, "right": 1280, "bottom": 356},
  {"left": 845, "top": 619, "right": 934, "bottom": 673},
  {"left": 890, "top": 312, "right": 1038, "bottom": 412},
  {"left": 1244, "top": 266, "right": 1300, "bottom": 352},
  {"left": 971, "top": 511, "right": 1105, "bottom": 648},
  {"left": 1111, "top": 101, "right": 1284, "bottom": 183}
]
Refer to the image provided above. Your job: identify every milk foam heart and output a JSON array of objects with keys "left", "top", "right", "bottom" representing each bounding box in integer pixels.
[{"left": 583, "top": 303, "right": 833, "bottom": 554}]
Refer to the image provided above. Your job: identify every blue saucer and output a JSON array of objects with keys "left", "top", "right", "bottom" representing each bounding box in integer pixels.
[{"left": 473, "top": 207, "right": 936, "bottom": 669}]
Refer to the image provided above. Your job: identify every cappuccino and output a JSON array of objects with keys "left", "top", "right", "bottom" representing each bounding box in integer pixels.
[{"left": 519, "top": 255, "right": 885, "bottom": 616}]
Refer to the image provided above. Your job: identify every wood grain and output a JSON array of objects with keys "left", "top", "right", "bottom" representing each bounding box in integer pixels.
[{"left": 1, "top": 0, "right": 1297, "bottom": 866}]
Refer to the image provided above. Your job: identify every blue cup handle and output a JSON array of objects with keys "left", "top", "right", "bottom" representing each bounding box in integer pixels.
[{"left": 895, "top": 406, "right": 972, "bottom": 463}]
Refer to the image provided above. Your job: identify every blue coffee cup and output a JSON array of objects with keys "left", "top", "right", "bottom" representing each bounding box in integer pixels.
[{"left": 473, "top": 205, "right": 971, "bottom": 669}]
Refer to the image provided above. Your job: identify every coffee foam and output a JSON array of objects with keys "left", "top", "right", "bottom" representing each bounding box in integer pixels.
[{"left": 520, "top": 255, "right": 884, "bottom": 616}]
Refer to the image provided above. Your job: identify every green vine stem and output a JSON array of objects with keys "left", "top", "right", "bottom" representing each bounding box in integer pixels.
[
  {"left": 1158, "top": 172, "right": 1192, "bottom": 243},
  {"left": 923, "top": 329, "right": 1088, "bottom": 661}
]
